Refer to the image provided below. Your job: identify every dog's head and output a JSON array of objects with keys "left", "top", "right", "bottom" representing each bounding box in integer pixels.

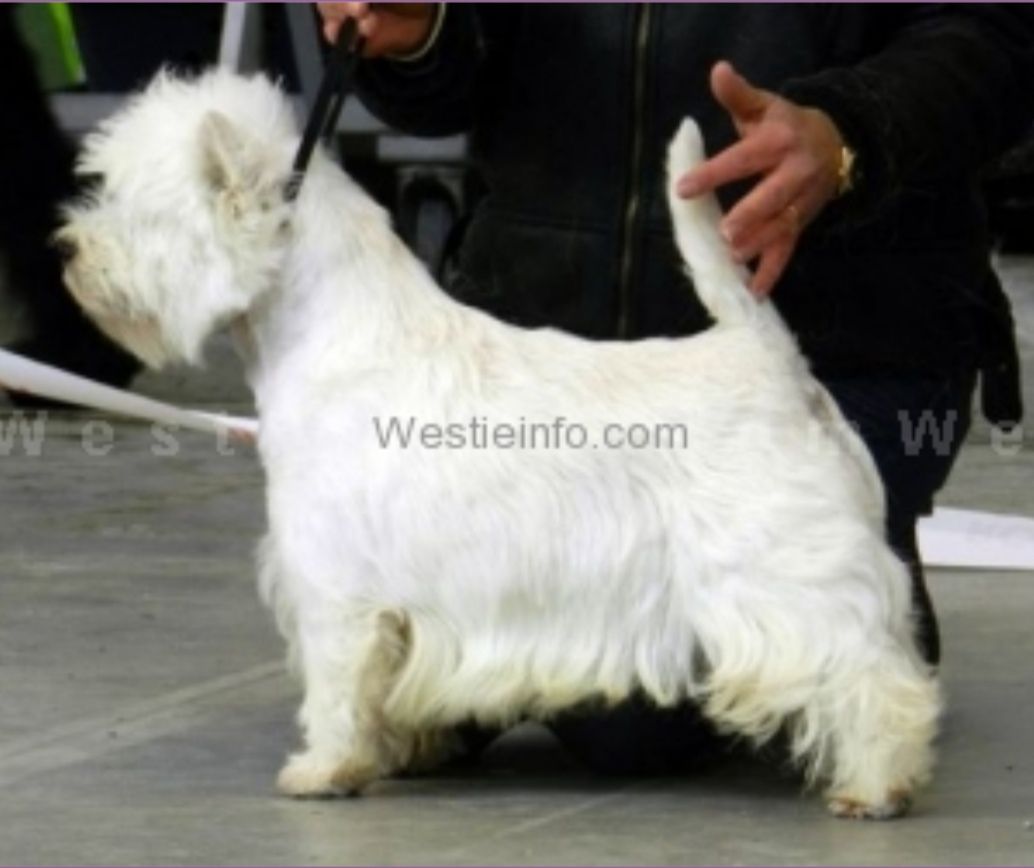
[{"left": 58, "top": 70, "right": 298, "bottom": 367}]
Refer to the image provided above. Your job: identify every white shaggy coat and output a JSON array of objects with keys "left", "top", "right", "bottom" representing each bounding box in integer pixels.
[{"left": 60, "top": 70, "right": 940, "bottom": 819}]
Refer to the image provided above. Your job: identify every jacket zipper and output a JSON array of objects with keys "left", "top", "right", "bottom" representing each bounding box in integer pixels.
[{"left": 616, "top": 4, "right": 652, "bottom": 339}]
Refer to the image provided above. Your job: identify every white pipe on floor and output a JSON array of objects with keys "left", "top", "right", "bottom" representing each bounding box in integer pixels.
[{"left": 0, "top": 347, "right": 257, "bottom": 440}]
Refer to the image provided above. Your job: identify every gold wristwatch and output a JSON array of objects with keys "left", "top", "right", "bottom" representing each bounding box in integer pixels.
[{"left": 836, "top": 144, "right": 858, "bottom": 198}]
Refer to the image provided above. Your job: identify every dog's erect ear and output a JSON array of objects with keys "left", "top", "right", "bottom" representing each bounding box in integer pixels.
[{"left": 198, "top": 111, "right": 271, "bottom": 194}]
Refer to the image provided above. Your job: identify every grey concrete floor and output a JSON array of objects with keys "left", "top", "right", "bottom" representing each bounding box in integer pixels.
[{"left": 0, "top": 261, "right": 1033, "bottom": 866}]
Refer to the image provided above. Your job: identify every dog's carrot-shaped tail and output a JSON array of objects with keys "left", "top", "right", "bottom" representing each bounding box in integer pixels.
[{"left": 666, "top": 120, "right": 760, "bottom": 328}]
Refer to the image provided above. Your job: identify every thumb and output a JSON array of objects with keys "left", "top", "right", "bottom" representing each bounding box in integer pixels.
[{"left": 711, "top": 61, "right": 771, "bottom": 125}]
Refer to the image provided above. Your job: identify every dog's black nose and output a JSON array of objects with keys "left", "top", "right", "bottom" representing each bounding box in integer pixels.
[{"left": 52, "top": 235, "right": 78, "bottom": 264}]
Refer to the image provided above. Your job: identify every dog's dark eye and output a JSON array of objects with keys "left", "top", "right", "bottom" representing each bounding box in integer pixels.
[{"left": 77, "top": 172, "right": 105, "bottom": 196}]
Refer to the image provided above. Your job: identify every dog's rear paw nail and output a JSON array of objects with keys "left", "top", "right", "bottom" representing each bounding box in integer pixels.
[{"left": 827, "top": 791, "right": 912, "bottom": 820}]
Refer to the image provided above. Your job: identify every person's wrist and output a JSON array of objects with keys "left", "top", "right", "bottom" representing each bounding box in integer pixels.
[
  {"left": 386, "top": 4, "right": 444, "bottom": 63},
  {"left": 809, "top": 107, "right": 857, "bottom": 201}
]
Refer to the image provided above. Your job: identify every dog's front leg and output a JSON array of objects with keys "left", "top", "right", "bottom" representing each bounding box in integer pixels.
[{"left": 277, "top": 608, "right": 412, "bottom": 798}]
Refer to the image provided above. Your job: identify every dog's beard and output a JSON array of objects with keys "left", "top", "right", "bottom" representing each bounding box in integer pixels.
[{"left": 64, "top": 271, "right": 170, "bottom": 369}]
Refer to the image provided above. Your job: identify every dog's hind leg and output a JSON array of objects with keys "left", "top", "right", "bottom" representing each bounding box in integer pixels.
[
  {"left": 277, "top": 607, "right": 414, "bottom": 797},
  {"left": 695, "top": 581, "right": 939, "bottom": 819},
  {"left": 808, "top": 650, "right": 940, "bottom": 819}
]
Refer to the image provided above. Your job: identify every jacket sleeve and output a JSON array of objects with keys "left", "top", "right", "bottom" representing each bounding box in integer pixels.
[
  {"left": 354, "top": 5, "right": 492, "bottom": 137},
  {"left": 779, "top": 4, "right": 1034, "bottom": 217}
]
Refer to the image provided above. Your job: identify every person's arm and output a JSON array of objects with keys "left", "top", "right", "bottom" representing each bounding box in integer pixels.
[
  {"left": 678, "top": 4, "right": 1034, "bottom": 294},
  {"left": 317, "top": 3, "right": 494, "bottom": 137},
  {"left": 779, "top": 4, "right": 1034, "bottom": 216}
]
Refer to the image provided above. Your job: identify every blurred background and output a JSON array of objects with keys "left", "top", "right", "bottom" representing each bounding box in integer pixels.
[
  {"left": 3, "top": 2, "right": 1034, "bottom": 407},
  {"left": 3, "top": 2, "right": 1034, "bottom": 405}
]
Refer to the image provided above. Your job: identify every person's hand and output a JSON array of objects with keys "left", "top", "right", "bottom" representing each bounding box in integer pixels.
[
  {"left": 316, "top": 3, "right": 435, "bottom": 58},
  {"left": 677, "top": 61, "right": 844, "bottom": 296}
]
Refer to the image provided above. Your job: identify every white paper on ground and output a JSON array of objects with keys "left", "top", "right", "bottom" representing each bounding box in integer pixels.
[
  {"left": 0, "top": 347, "right": 258, "bottom": 439},
  {"left": 918, "top": 507, "right": 1034, "bottom": 571}
]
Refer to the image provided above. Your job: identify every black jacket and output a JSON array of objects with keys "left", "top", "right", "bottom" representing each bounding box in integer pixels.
[{"left": 356, "top": 4, "right": 1033, "bottom": 399}]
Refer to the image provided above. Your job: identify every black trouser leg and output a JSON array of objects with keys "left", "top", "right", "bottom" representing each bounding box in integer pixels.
[{"left": 886, "top": 520, "right": 939, "bottom": 665}]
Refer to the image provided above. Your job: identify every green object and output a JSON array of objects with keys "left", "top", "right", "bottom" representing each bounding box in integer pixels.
[{"left": 13, "top": 3, "right": 85, "bottom": 91}]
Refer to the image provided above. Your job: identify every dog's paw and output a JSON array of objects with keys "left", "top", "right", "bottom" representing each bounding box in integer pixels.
[
  {"left": 277, "top": 753, "right": 354, "bottom": 799},
  {"left": 827, "top": 790, "right": 912, "bottom": 820}
]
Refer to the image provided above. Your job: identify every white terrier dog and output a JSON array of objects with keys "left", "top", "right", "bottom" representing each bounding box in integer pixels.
[{"left": 59, "top": 70, "right": 939, "bottom": 819}]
